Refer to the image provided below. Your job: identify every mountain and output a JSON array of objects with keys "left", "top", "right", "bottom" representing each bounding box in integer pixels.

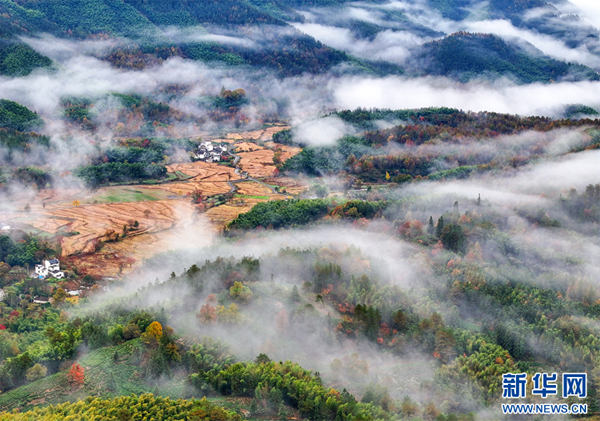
[
  {"left": 0, "top": 0, "right": 391, "bottom": 76},
  {"left": 410, "top": 32, "right": 600, "bottom": 83},
  {"left": 0, "top": 99, "right": 44, "bottom": 131},
  {"left": 0, "top": 0, "right": 598, "bottom": 80},
  {"left": 0, "top": 39, "right": 53, "bottom": 77}
]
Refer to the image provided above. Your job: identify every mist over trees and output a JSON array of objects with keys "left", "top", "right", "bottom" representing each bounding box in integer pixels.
[{"left": 0, "top": 0, "right": 599, "bottom": 418}]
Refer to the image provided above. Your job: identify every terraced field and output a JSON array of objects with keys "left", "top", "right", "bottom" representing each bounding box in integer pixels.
[{"left": 1, "top": 126, "right": 302, "bottom": 277}]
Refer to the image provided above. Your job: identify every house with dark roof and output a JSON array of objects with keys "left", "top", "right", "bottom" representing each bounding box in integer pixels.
[{"left": 34, "top": 259, "right": 65, "bottom": 279}]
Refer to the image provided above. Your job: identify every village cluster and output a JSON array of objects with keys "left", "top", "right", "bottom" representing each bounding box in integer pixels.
[
  {"left": 31, "top": 258, "right": 89, "bottom": 302},
  {"left": 34, "top": 258, "right": 65, "bottom": 280},
  {"left": 194, "top": 141, "right": 229, "bottom": 162}
]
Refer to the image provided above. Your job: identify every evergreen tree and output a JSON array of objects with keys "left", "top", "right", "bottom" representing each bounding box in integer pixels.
[
  {"left": 428, "top": 216, "right": 434, "bottom": 234},
  {"left": 435, "top": 216, "right": 444, "bottom": 237},
  {"left": 440, "top": 224, "right": 467, "bottom": 253}
]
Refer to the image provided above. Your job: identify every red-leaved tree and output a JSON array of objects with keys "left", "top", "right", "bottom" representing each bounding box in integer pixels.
[{"left": 67, "top": 363, "right": 84, "bottom": 389}]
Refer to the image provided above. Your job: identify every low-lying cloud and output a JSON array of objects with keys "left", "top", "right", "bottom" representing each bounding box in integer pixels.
[
  {"left": 333, "top": 75, "right": 600, "bottom": 116},
  {"left": 292, "top": 115, "right": 356, "bottom": 146}
]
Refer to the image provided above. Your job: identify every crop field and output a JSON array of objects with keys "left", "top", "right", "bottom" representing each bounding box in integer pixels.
[
  {"left": 234, "top": 141, "right": 264, "bottom": 152},
  {"left": 203, "top": 181, "right": 287, "bottom": 226},
  {"left": 83, "top": 186, "right": 173, "bottom": 204},
  {"left": 155, "top": 161, "right": 242, "bottom": 196},
  {"left": 264, "top": 142, "right": 302, "bottom": 162},
  {"left": 235, "top": 181, "right": 282, "bottom": 198},
  {"left": 261, "top": 176, "right": 309, "bottom": 195},
  {"left": 1, "top": 128, "right": 300, "bottom": 277},
  {"left": 67, "top": 202, "right": 214, "bottom": 277},
  {"left": 235, "top": 143, "right": 300, "bottom": 179},
  {"left": 237, "top": 149, "right": 277, "bottom": 177},
  {"left": 211, "top": 125, "right": 290, "bottom": 143}
]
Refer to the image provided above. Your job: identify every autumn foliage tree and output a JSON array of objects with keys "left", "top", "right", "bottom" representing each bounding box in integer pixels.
[
  {"left": 229, "top": 281, "right": 253, "bottom": 303},
  {"left": 198, "top": 303, "right": 217, "bottom": 324},
  {"left": 141, "top": 321, "right": 163, "bottom": 347},
  {"left": 67, "top": 363, "right": 84, "bottom": 389}
]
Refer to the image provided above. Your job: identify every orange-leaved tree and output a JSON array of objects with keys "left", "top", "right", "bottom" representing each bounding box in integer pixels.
[
  {"left": 141, "top": 321, "right": 163, "bottom": 347},
  {"left": 67, "top": 363, "right": 84, "bottom": 389}
]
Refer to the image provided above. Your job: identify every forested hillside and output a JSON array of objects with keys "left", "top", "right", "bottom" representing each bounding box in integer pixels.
[
  {"left": 0, "top": 0, "right": 599, "bottom": 419},
  {"left": 0, "top": 0, "right": 596, "bottom": 80},
  {"left": 410, "top": 32, "right": 600, "bottom": 83},
  {"left": 280, "top": 108, "right": 600, "bottom": 182}
]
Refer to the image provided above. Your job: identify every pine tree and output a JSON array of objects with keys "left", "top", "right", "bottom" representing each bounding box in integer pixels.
[
  {"left": 428, "top": 216, "right": 434, "bottom": 234},
  {"left": 435, "top": 216, "right": 444, "bottom": 237},
  {"left": 289, "top": 285, "right": 300, "bottom": 303}
]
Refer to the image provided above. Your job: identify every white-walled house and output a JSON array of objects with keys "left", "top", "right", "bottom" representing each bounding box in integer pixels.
[
  {"left": 195, "top": 141, "right": 228, "bottom": 162},
  {"left": 35, "top": 259, "right": 65, "bottom": 279}
]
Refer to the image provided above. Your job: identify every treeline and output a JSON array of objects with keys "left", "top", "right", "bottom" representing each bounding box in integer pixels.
[
  {"left": 560, "top": 183, "right": 600, "bottom": 223},
  {"left": 62, "top": 94, "right": 183, "bottom": 134},
  {"left": 413, "top": 32, "right": 600, "bottom": 84},
  {"left": 122, "top": 0, "right": 285, "bottom": 28},
  {"left": 362, "top": 109, "right": 600, "bottom": 145},
  {"left": 182, "top": 28, "right": 348, "bottom": 76},
  {"left": 0, "top": 100, "right": 44, "bottom": 132},
  {"left": 0, "top": 129, "right": 50, "bottom": 152},
  {"left": 160, "top": 250, "right": 524, "bottom": 409},
  {"left": 281, "top": 136, "right": 372, "bottom": 176},
  {"left": 0, "top": 301, "right": 173, "bottom": 391},
  {"left": 335, "top": 107, "right": 460, "bottom": 130},
  {"left": 0, "top": 166, "right": 53, "bottom": 189},
  {"left": 0, "top": 273, "right": 403, "bottom": 421},
  {"left": 76, "top": 162, "right": 167, "bottom": 187},
  {"left": 228, "top": 199, "right": 331, "bottom": 230},
  {"left": 6, "top": 0, "right": 356, "bottom": 77},
  {"left": 0, "top": 0, "right": 60, "bottom": 39},
  {"left": 17, "top": 0, "right": 158, "bottom": 38},
  {"left": 282, "top": 108, "right": 600, "bottom": 182},
  {"left": 194, "top": 360, "right": 390, "bottom": 421},
  {"left": 0, "top": 394, "right": 241, "bottom": 421},
  {"left": 92, "top": 147, "right": 164, "bottom": 166},
  {"left": 0, "top": 234, "right": 48, "bottom": 269},
  {"left": 227, "top": 198, "right": 389, "bottom": 230},
  {"left": 0, "top": 41, "right": 53, "bottom": 77}
]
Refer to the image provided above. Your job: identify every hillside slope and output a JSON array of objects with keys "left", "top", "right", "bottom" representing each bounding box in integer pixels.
[{"left": 410, "top": 32, "right": 600, "bottom": 83}]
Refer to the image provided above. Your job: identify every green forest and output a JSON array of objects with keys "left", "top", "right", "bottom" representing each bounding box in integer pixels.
[
  {"left": 412, "top": 32, "right": 600, "bottom": 84},
  {"left": 0, "top": 0, "right": 599, "bottom": 418}
]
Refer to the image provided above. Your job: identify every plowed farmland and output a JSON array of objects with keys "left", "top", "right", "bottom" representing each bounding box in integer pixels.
[{"left": 1, "top": 125, "right": 302, "bottom": 277}]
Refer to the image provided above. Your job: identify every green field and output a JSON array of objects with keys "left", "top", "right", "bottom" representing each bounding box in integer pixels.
[
  {"left": 234, "top": 194, "right": 270, "bottom": 200},
  {"left": 0, "top": 340, "right": 189, "bottom": 413},
  {"left": 84, "top": 187, "right": 172, "bottom": 204}
]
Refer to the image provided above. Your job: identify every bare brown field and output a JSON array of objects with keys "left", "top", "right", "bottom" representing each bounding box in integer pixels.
[
  {"left": 237, "top": 149, "right": 277, "bottom": 178},
  {"left": 166, "top": 161, "right": 240, "bottom": 180},
  {"left": 262, "top": 176, "right": 309, "bottom": 195},
  {"left": 151, "top": 162, "right": 242, "bottom": 196},
  {"left": 2, "top": 125, "right": 302, "bottom": 277},
  {"left": 204, "top": 180, "right": 287, "bottom": 226},
  {"left": 234, "top": 142, "right": 264, "bottom": 152},
  {"left": 68, "top": 211, "right": 215, "bottom": 277},
  {"left": 235, "top": 181, "right": 283, "bottom": 198},
  {"left": 272, "top": 143, "right": 302, "bottom": 162},
  {"left": 203, "top": 203, "right": 254, "bottom": 227},
  {"left": 213, "top": 125, "right": 291, "bottom": 143},
  {"left": 204, "top": 197, "right": 277, "bottom": 226},
  {"left": 5, "top": 200, "right": 190, "bottom": 258}
]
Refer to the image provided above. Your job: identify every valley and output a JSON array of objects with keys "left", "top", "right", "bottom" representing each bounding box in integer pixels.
[{"left": 0, "top": 0, "right": 599, "bottom": 419}]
